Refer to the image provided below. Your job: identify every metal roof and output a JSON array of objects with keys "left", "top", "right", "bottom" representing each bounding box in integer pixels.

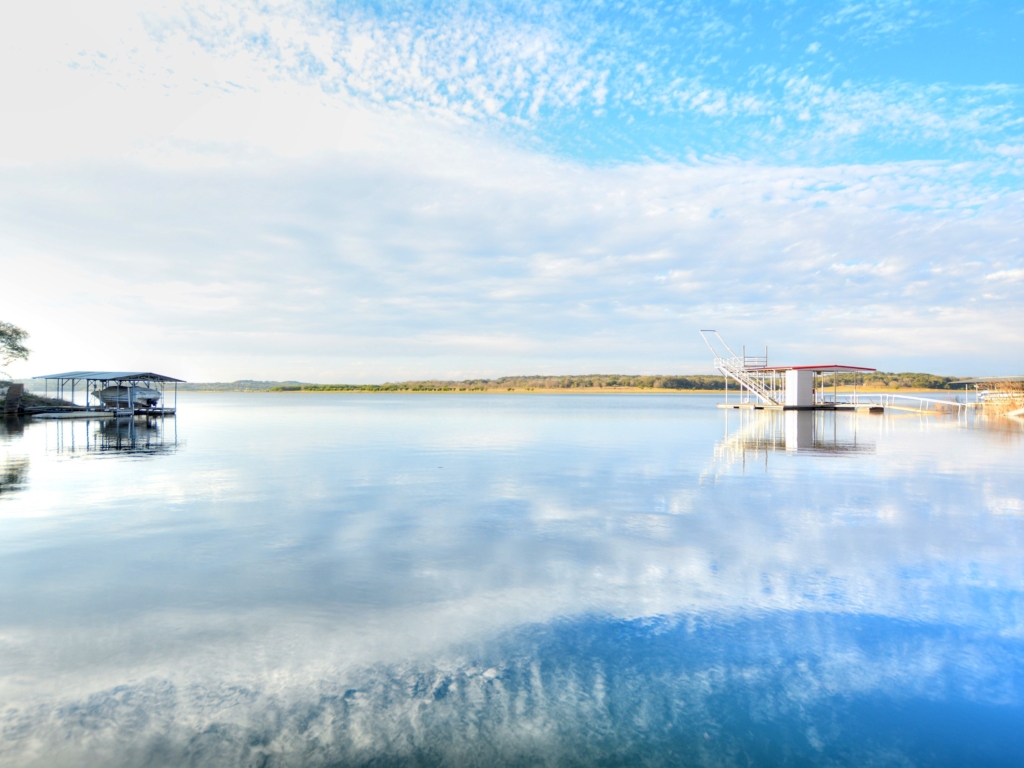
[
  {"left": 34, "top": 371, "right": 185, "bottom": 383},
  {"left": 746, "top": 364, "right": 876, "bottom": 373}
]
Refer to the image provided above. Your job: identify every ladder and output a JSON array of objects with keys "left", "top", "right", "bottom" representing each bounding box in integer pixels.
[{"left": 699, "top": 331, "right": 781, "bottom": 406}]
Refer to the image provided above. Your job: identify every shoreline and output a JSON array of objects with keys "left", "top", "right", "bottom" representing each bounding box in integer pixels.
[{"left": 176, "top": 387, "right": 964, "bottom": 395}]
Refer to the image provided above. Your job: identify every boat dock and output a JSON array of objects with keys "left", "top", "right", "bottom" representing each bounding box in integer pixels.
[
  {"left": 696, "top": 334, "right": 1021, "bottom": 418},
  {"left": 14, "top": 371, "right": 186, "bottom": 418},
  {"left": 699, "top": 330, "right": 893, "bottom": 412}
]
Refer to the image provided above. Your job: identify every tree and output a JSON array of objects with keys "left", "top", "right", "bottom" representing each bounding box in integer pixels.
[{"left": 0, "top": 321, "right": 30, "bottom": 370}]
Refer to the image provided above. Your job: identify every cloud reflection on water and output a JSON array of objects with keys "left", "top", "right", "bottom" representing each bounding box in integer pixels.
[
  {"left": 1, "top": 394, "right": 1023, "bottom": 766},
  {"left": 3, "top": 613, "right": 1023, "bottom": 767}
]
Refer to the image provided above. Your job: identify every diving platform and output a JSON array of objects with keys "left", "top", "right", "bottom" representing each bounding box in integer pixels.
[
  {"left": 699, "top": 331, "right": 974, "bottom": 416},
  {"left": 700, "top": 330, "right": 879, "bottom": 411}
]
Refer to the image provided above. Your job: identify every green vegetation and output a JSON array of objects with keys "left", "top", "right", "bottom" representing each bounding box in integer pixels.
[
  {"left": 49, "top": 372, "right": 972, "bottom": 396},
  {"left": 833, "top": 372, "right": 961, "bottom": 390},
  {"left": 0, "top": 321, "right": 30, "bottom": 372},
  {"left": 267, "top": 375, "right": 730, "bottom": 392},
  {"left": 1, "top": 321, "right": 30, "bottom": 410},
  {"left": 177, "top": 380, "right": 304, "bottom": 392},
  {"left": 262, "top": 372, "right": 969, "bottom": 392}
]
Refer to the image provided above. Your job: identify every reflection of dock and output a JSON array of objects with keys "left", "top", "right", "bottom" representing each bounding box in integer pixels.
[
  {"left": 47, "top": 414, "right": 179, "bottom": 456},
  {"left": 715, "top": 409, "right": 875, "bottom": 463},
  {"left": 0, "top": 419, "right": 29, "bottom": 496}
]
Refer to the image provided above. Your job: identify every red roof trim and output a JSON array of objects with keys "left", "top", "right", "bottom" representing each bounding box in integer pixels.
[{"left": 745, "top": 364, "right": 876, "bottom": 372}]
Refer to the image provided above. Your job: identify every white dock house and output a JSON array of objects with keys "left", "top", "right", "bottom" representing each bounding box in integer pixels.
[{"left": 700, "top": 331, "right": 878, "bottom": 410}]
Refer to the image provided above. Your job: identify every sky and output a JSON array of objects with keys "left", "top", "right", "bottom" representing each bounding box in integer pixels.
[{"left": 1, "top": 0, "right": 1023, "bottom": 382}]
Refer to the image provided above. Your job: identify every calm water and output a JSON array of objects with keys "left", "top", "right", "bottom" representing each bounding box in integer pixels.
[{"left": 2, "top": 393, "right": 1023, "bottom": 767}]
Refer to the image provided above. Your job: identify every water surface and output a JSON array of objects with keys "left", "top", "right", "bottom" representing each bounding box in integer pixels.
[{"left": 1, "top": 394, "right": 1023, "bottom": 766}]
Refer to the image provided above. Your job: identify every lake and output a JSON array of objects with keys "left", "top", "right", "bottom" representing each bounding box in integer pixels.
[{"left": 1, "top": 393, "right": 1023, "bottom": 767}]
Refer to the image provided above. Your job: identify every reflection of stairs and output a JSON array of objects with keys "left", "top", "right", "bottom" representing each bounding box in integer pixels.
[
  {"left": 716, "top": 357, "right": 780, "bottom": 406},
  {"left": 3, "top": 383, "right": 23, "bottom": 415}
]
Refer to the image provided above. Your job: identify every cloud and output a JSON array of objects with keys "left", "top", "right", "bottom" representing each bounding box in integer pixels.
[
  {"left": 1, "top": 1, "right": 1023, "bottom": 380},
  {"left": 8, "top": 1, "right": 1020, "bottom": 167},
  {"left": 830, "top": 260, "right": 899, "bottom": 276},
  {"left": 818, "top": 0, "right": 936, "bottom": 42},
  {"left": 986, "top": 268, "right": 1024, "bottom": 283},
  {"left": 3, "top": 130, "right": 1024, "bottom": 380},
  {"left": 3, "top": 140, "right": 1024, "bottom": 380}
]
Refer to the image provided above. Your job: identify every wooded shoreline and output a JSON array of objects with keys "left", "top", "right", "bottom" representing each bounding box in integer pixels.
[{"left": 148, "top": 371, "right": 971, "bottom": 393}]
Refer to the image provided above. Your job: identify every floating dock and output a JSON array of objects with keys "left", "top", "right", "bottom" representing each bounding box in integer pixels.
[
  {"left": 700, "top": 330, "right": 884, "bottom": 412},
  {"left": 32, "top": 408, "right": 177, "bottom": 420},
  {"left": 698, "top": 331, "right": 980, "bottom": 416},
  {"left": 718, "top": 402, "right": 884, "bottom": 413}
]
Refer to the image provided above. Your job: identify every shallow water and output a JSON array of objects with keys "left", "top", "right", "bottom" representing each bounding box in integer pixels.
[{"left": 1, "top": 393, "right": 1023, "bottom": 767}]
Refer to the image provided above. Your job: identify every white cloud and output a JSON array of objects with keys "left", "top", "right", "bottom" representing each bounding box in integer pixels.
[
  {"left": 818, "top": 0, "right": 935, "bottom": 42},
  {"left": 3, "top": 1, "right": 1021, "bottom": 169},
  {"left": 1, "top": 1, "right": 1023, "bottom": 381},
  {"left": 3, "top": 140, "right": 1023, "bottom": 380},
  {"left": 986, "top": 268, "right": 1024, "bottom": 283}
]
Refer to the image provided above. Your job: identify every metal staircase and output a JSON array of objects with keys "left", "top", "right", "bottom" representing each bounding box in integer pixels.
[{"left": 700, "top": 331, "right": 781, "bottom": 406}]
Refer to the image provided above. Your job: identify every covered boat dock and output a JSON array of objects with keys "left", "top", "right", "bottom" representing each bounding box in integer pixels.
[{"left": 33, "top": 371, "right": 184, "bottom": 416}]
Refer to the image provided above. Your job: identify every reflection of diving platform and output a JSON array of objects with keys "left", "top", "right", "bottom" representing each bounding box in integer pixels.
[
  {"left": 700, "top": 330, "right": 882, "bottom": 412},
  {"left": 715, "top": 409, "right": 875, "bottom": 465}
]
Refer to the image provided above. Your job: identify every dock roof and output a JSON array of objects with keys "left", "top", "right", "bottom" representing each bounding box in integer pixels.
[
  {"left": 746, "top": 364, "right": 876, "bottom": 373},
  {"left": 34, "top": 371, "right": 185, "bottom": 383}
]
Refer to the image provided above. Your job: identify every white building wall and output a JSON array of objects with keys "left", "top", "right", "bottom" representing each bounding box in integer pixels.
[{"left": 785, "top": 369, "right": 814, "bottom": 407}]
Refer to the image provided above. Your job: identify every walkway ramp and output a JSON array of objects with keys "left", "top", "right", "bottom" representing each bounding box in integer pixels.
[{"left": 3, "top": 384, "right": 24, "bottom": 415}]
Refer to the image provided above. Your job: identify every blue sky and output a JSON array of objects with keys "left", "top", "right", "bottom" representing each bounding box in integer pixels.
[
  {"left": 1, "top": 1, "right": 1023, "bottom": 380},
  {"left": 284, "top": 0, "right": 1024, "bottom": 165}
]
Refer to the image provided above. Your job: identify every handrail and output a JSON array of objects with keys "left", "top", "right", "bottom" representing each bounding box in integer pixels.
[
  {"left": 841, "top": 392, "right": 966, "bottom": 414},
  {"left": 701, "top": 331, "right": 782, "bottom": 406},
  {"left": 715, "top": 356, "right": 780, "bottom": 406}
]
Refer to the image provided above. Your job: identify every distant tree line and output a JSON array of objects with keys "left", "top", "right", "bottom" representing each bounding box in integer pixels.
[
  {"left": 831, "top": 372, "right": 961, "bottom": 389},
  {"left": 176, "top": 372, "right": 970, "bottom": 393},
  {"left": 268, "top": 375, "right": 729, "bottom": 392},
  {"left": 176, "top": 380, "right": 304, "bottom": 392},
  {"left": 261, "top": 372, "right": 965, "bottom": 392}
]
